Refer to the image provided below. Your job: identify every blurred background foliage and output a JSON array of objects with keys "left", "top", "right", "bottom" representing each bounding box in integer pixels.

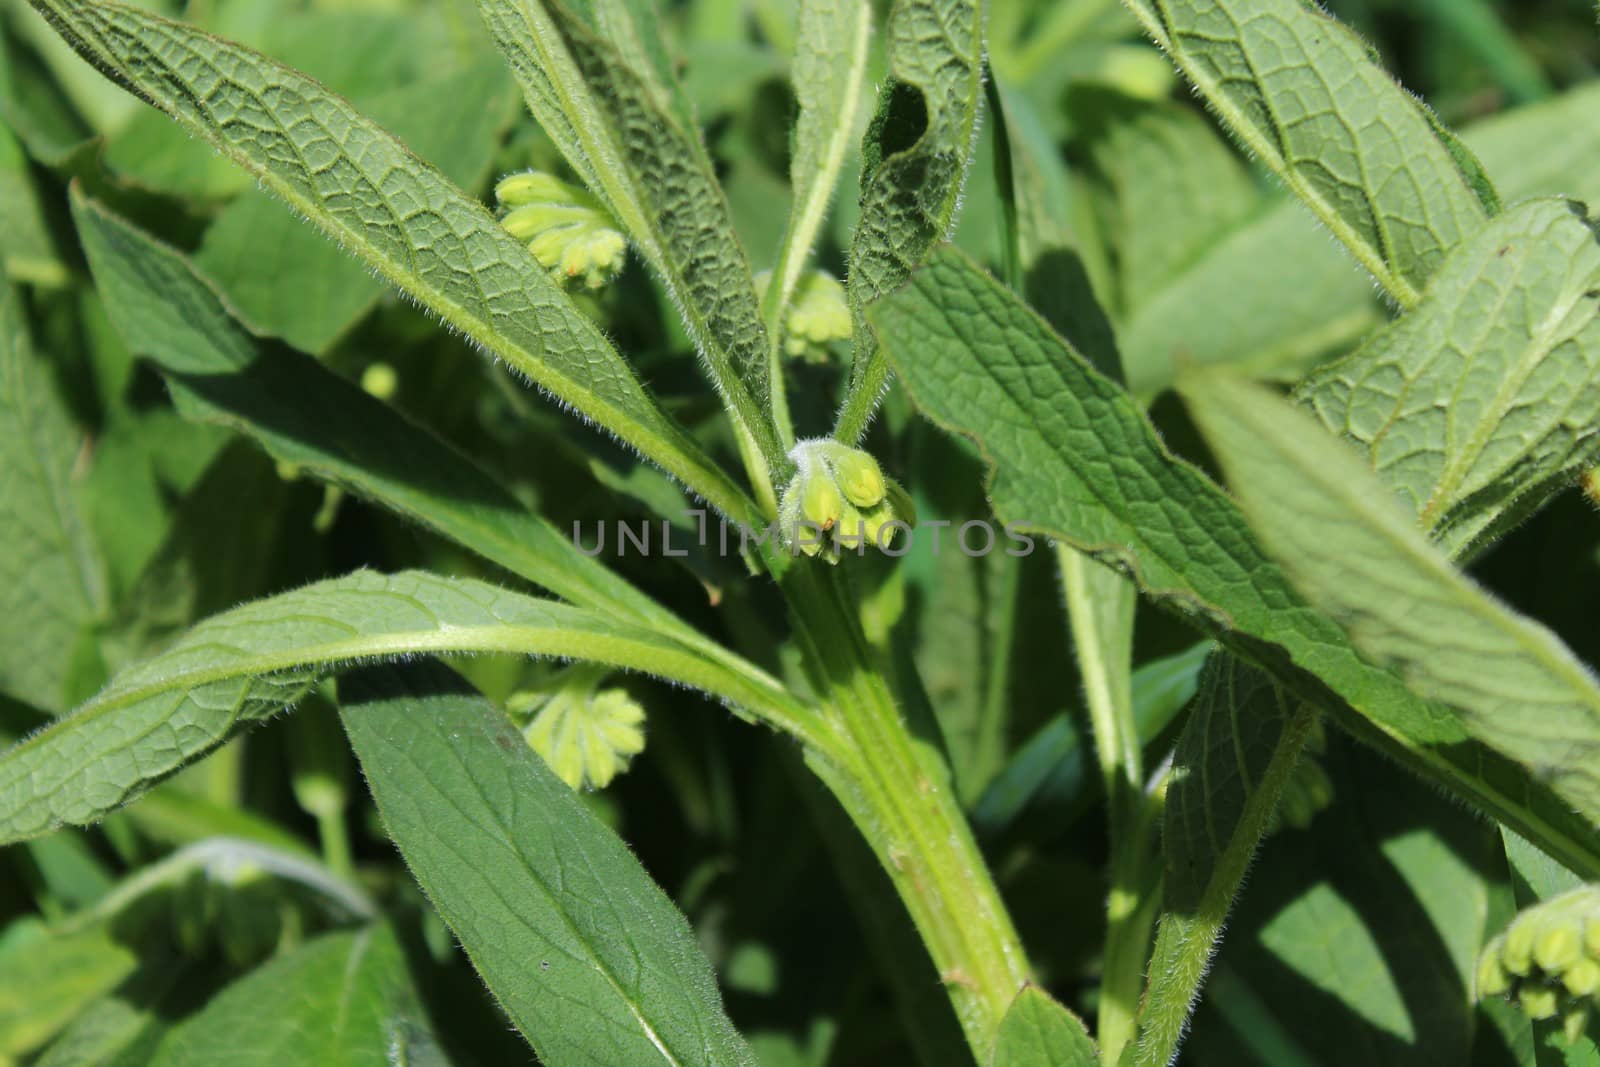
[{"left": 0, "top": 0, "right": 1597, "bottom": 1063}]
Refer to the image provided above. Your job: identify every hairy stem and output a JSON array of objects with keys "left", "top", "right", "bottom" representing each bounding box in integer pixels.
[
  {"left": 784, "top": 565, "right": 1032, "bottom": 1058},
  {"left": 1059, "top": 546, "right": 1144, "bottom": 1060}
]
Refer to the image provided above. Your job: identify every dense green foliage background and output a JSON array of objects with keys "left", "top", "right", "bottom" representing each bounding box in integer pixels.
[{"left": 1, "top": 0, "right": 1599, "bottom": 1063}]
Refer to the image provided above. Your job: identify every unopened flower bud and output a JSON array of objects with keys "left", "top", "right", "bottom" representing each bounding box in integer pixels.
[
  {"left": 493, "top": 170, "right": 626, "bottom": 289},
  {"left": 778, "top": 441, "right": 914, "bottom": 562},
  {"left": 756, "top": 269, "right": 851, "bottom": 362},
  {"left": 1539, "top": 927, "right": 1583, "bottom": 973}
]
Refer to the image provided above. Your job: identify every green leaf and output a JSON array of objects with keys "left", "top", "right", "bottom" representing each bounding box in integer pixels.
[
  {"left": 0, "top": 282, "right": 106, "bottom": 713},
  {"left": 1301, "top": 199, "right": 1600, "bottom": 558},
  {"left": 990, "top": 986, "right": 1098, "bottom": 1067},
  {"left": 150, "top": 926, "right": 438, "bottom": 1066},
  {"left": 833, "top": 0, "right": 986, "bottom": 443},
  {"left": 765, "top": 0, "right": 870, "bottom": 334},
  {"left": 0, "top": 570, "right": 815, "bottom": 845},
  {"left": 1185, "top": 372, "right": 1600, "bottom": 852},
  {"left": 0, "top": 123, "right": 66, "bottom": 286},
  {"left": 72, "top": 190, "right": 722, "bottom": 649},
  {"left": 867, "top": 245, "right": 1600, "bottom": 879},
  {"left": 1074, "top": 93, "right": 1258, "bottom": 318},
  {"left": 1181, "top": 743, "right": 1505, "bottom": 1066},
  {"left": 1120, "top": 0, "right": 1491, "bottom": 306},
  {"left": 35, "top": 960, "right": 199, "bottom": 1067},
  {"left": 339, "top": 659, "right": 756, "bottom": 1066},
  {"left": 0, "top": 917, "right": 139, "bottom": 1059},
  {"left": 1118, "top": 191, "right": 1381, "bottom": 399},
  {"left": 761, "top": 0, "right": 871, "bottom": 441},
  {"left": 1466, "top": 82, "right": 1600, "bottom": 209},
  {"left": 1127, "top": 655, "right": 1317, "bottom": 1067},
  {"left": 193, "top": 60, "right": 518, "bottom": 355},
  {"left": 26, "top": 0, "right": 758, "bottom": 526},
  {"left": 1118, "top": 81, "right": 1600, "bottom": 400},
  {"left": 476, "top": 0, "right": 784, "bottom": 472}
]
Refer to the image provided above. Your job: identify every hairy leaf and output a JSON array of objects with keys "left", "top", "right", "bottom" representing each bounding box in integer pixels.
[
  {"left": 868, "top": 246, "right": 1600, "bottom": 878},
  {"left": 477, "top": 0, "right": 784, "bottom": 471},
  {"left": 195, "top": 60, "right": 517, "bottom": 355},
  {"left": 1120, "top": 81, "right": 1600, "bottom": 399},
  {"left": 340, "top": 660, "right": 756, "bottom": 1066},
  {"left": 1301, "top": 199, "right": 1600, "bottom": 558},
  {"left": 834, "top": 0, "right": 986, "bottom": 442},
  {"left": 25, "top": 0, "right": 757, "bottom": 524},
  {"left": 763, "top": 0, "right": 871, "bottom": 417},
  {"left": 1186, "top": 372, "right": 1600, "bottom": 839},
  {"left": 991, "top": 986, "right": 1098, "bottom": 1067},
  {"left": 1121, "top": 0, "right": 1491, "bottom": 306},
  {"left": 73, "top": 191, "right": 724, "bottom": 649},
  {"left": 0, "top": 283, "right": 105, "bottom": 713},
  {"left": 150, "top": 926, "right": 438, "bottom": 1066},
  {"left": 0, "top": 570, "right": 812, "bottom": 844}
]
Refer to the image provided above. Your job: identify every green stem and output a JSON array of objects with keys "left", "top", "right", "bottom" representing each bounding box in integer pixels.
[
  {"left": 970, "top": 554, "right": 1022, "bottom": 800},
  {"left": 783, "top": 564, "right": 1032, "bottom": 1058},
  {"left": 316, "top": 808, "right": 353, "bottom": 880},
  {"left": 1059, "top": 546, "right": 1144, "bottom": 1060},
  {"left": 1123, "top": 704, "right": 1318, "bottom": 1067},
  {"left": 1100, "top": 788, "right": 1163, "bottom": 1064}
]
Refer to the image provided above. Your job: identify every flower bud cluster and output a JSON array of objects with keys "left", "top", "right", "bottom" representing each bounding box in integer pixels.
[
  {"left": 494, "top": 171, "right": 627, "bottom": 289},
  {"left": 1477, "top": 885, "right": 1600, "bottom": 1042},
  {"left": 755, "top": 269, "right": 851, "bottom": 362},
  {"left": 777, "top": 439, "right": 916, "bottom": 563},
  {"left": 509, "top": 668, "right": 646, "bottom": 790}
]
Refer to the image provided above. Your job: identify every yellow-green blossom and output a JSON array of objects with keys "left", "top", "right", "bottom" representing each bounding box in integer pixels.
[
  {"left": 494, "top": 171, "right": 627, "bottom": 289},
  {"left": 513, "top": 670, "right": 646, "bottom": 791}
]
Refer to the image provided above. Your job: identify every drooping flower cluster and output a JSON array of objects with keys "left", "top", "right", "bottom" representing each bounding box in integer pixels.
[
  {"left": 510, "top": 668, "right": 646, "bottom": 791},
  {"left": 777, "top": 439, "right": 916, "bottom": 562},
  {"left": 755, "top": 269, "right": 851, "bottom": 362},
  {"left": 494, "top": 171, "right": 627, "bottom": 289},
  {"left": 1477, "top": 884, "right": 1600, "bottom": 1041}
]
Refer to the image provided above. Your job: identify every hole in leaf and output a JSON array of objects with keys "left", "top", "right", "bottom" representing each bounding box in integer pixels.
[{"left": 864, "top": 80, "right": 929, "bottom": 173}]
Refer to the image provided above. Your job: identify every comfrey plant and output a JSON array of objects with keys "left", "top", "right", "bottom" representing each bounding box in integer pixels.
[{"left": 1, "top": 0, "right": 1599, "bottom": 1064}]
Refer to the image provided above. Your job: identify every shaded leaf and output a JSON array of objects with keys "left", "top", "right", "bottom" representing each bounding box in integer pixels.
[
  {"left": 990, "top": 986, "right": 1098, "bottom": 1067},
  {"left": 340, "top": 660, "right": 756, "bottom": 1066},
  {"left": 151, "top": 926, "right": 440, "bottom": 1066},
  {"left": 0, "top": 917, "right": 138, "bottom": 1059},
  {"left": 0, "top": 282, "right": 105, "bottom": 713},
  {"left": 1128, "top": 655, "right": 1317, "bottom": 1066},
  {"left": 26, "top": 0, "right": 757, "bottom": 523}
]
